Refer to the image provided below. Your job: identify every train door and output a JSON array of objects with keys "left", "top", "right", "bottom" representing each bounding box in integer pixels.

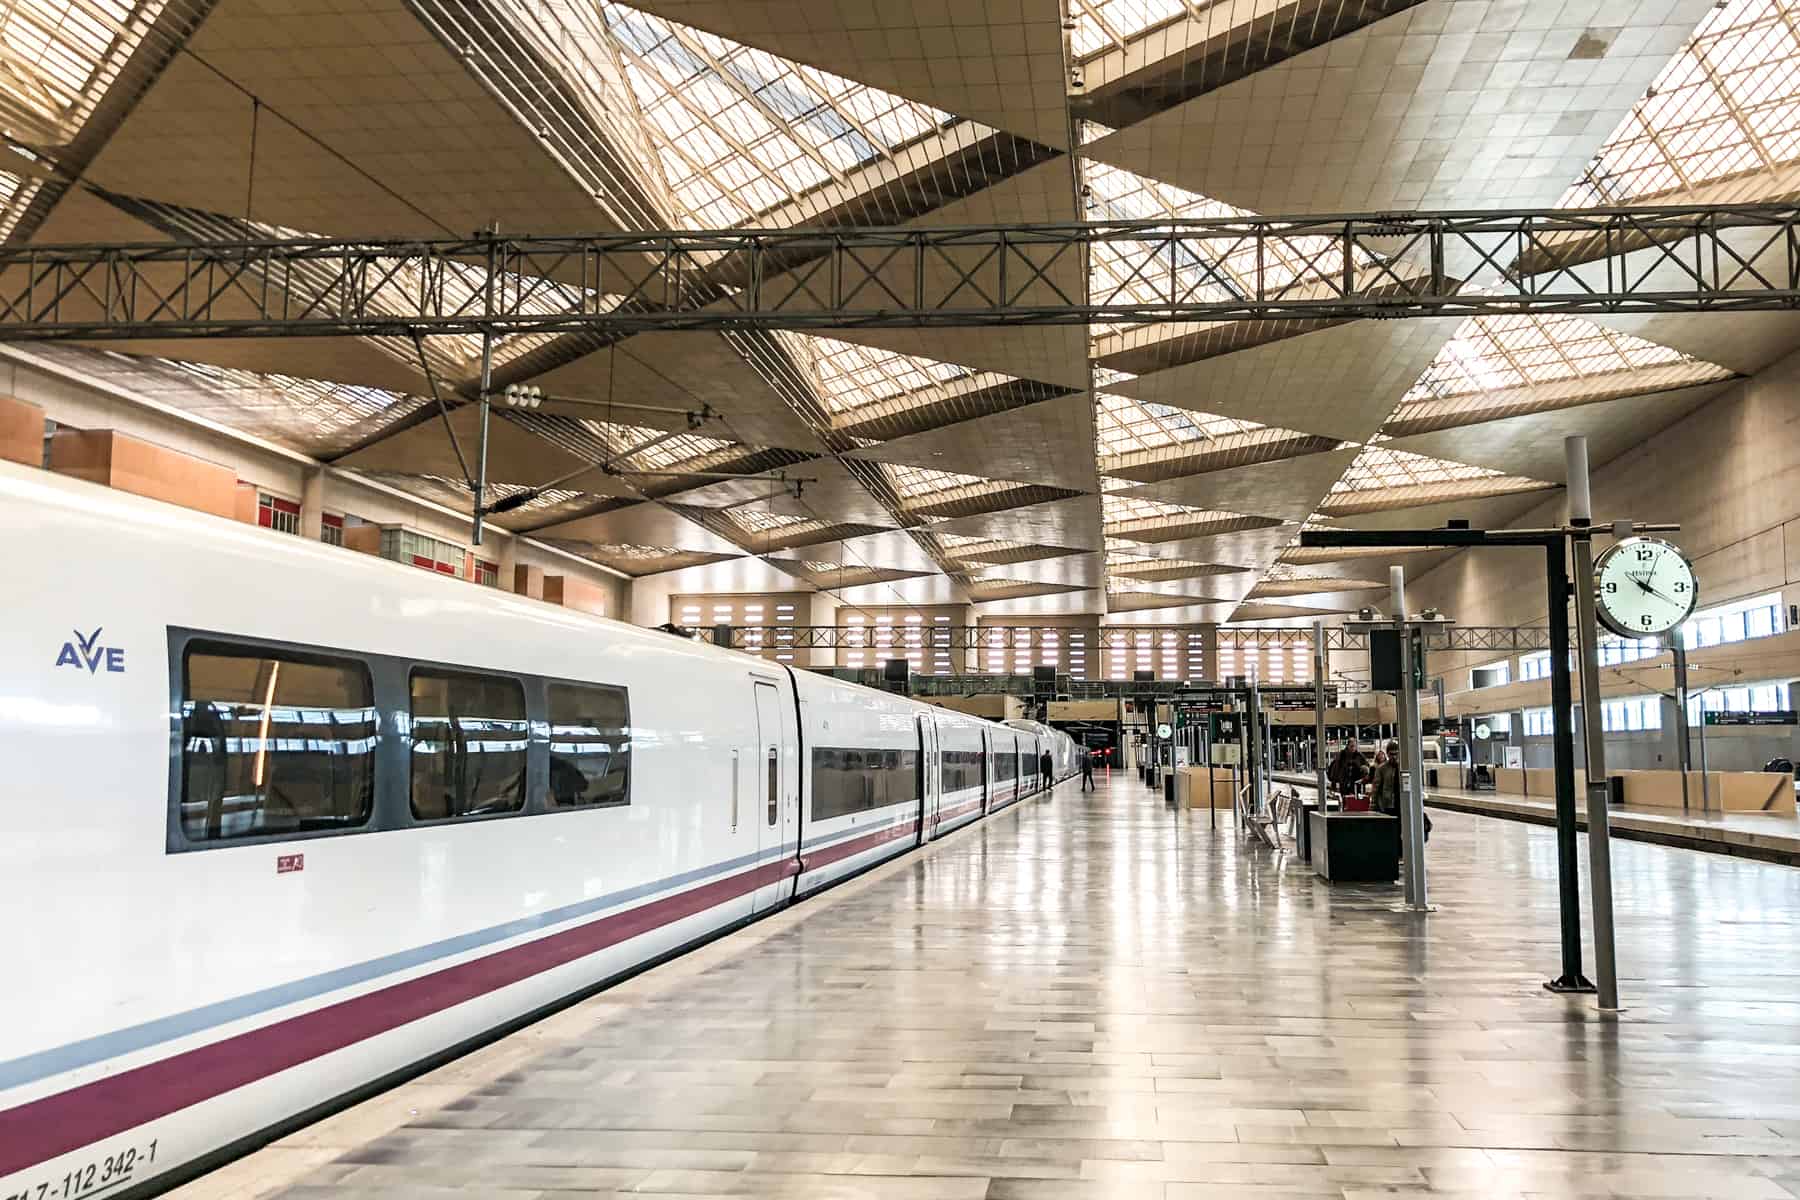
[
  {"left": 980, "top": 729, "right": 991, "bottom": 814},
  {"left": 751, "top": 680, "right": 797, "bottom": 913},
  {"left": 915, "top": 714, "right": 936, "bottom": 844}
]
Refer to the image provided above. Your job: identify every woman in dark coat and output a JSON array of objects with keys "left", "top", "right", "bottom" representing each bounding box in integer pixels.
[{"left": 1326, "top": 738, "right": 1369, "bottom": 804}]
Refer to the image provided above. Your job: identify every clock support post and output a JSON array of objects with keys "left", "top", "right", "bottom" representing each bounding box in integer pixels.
[{"left": 1566, "top": 436, "right": 1622, "bottom": 1011}]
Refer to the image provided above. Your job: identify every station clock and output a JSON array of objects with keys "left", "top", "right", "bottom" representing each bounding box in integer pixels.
[{"left": 1592, "top": 536, "right": 1698, "bottom": 639}]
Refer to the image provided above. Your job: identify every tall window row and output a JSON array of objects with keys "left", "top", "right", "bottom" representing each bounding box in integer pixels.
[{"left": 176, "top": 637, "right": 630, "bottom": 850}]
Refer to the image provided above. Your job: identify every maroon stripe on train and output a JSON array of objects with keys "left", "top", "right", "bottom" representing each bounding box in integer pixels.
[
  {"left": 0, "top": 815, "right": 945, "bottom": 1175},
  {"left": 0, "top": 854, "right": 797, "bottom": 1174},
  {"left": 805, "top": 816, "right": 921, "bottom": 871}
]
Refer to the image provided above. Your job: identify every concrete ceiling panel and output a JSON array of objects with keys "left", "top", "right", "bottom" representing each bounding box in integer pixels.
[
  {"left": 1109, "top": 319, "right": 1461, "bottom": 442},
  {"left": 1115, "top": 447, "right": 1359, "bottom": 521},
  {"left": 927, "top": 495, "right": 1105, "bottom": 550},
  {"left": 847, "top": 393, "right": 1100, "bottom": 492},
  {"left": 619, "top": 0, "right": 1072, "bottom": 149},
  {"left": 1084, "top": 0, "right": 1716, "bottom": 214}
]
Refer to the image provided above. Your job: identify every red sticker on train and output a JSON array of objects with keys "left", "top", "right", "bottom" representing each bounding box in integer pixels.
[{"left": 276, "top": 854, "right": 304, "bottom": 874}]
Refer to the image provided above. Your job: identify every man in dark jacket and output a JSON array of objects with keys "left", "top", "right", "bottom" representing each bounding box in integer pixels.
[
  {"left": 1080, "top": 749, "right": 1096, "bottom": 791},
  {"left": 1040, "top": 749, "right": 1053, "bottom": 788}
]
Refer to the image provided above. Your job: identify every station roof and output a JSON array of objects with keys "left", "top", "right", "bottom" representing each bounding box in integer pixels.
[{"left": 7, "top": 0, "right": 1789, "bottom": 622}]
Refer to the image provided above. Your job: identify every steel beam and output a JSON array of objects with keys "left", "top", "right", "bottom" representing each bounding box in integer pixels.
[{"left": 3, "top": 205, "right": 1799, "bottom": 339}]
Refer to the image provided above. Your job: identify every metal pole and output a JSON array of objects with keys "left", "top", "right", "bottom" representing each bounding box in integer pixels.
[
  {"left": 1247, "top": 678, "right": 1263, "bottom": 819},
  {"left": 1698, "top": 690, "right": 1712, "bottom": 811},
  {"left": 1565, "top": 435, "right": 1620, "bottom": 1010},
  {"left": 1544, "top": 541, "right": 1593, "bottom": 993},
  {"left": 1672, "top": 640, "right": 1692, "bottom": 813},
  {"left": 1391, "top": 566, "right": 1430, "bottom": 911},
  {"left": 1310, "top": 619, "right": 1327, "bottom": 859},
  {"left": 471, "top": 329, "right": 494, "bottom": 547}
]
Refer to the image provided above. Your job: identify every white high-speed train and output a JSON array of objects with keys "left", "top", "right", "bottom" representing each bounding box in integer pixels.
[{"left": 0, "top": 459, "right": 1077, "bottom": 1198}]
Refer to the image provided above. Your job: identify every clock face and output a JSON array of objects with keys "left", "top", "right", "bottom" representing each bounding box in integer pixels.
[{"left": 1594, "top": 537, "right": 1698, "bottom": 638}]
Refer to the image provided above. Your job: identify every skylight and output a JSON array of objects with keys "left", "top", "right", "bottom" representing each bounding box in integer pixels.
[
  {"left": 1095, "top": 392, "right": 1262, "bottom": 457},
  {"left": 794, "top": 335, "right": 976, "bottom": 421},
  {"left": 1402, "top": 314, "right": 1698, "bottom": 400},
  {"left": 882, "top": 463, "right": 1015, "bottom": 506},
  {"left": 1069, "top": 0, "right": 1193, "bottom": 59},
  {"left": 0, "top": 0, "right": 166, "bottom": 237},
  {"left": 1566, "top": 0, "right": 1800, "bottom": 205},
  {"left": 730, "top": 507, "right": 822, "bottom": 534},
  {"left": 601, "top": 3, "right": 956, "bottom": 226},
  {"left": 591, "top": 420, "right": 738, "bottom": 473},
  {"left": 1330, "top": 446, "right": 1508, "bottom": 493},
  {"left": 0, "top": 0, "right": 162, "bottom": 137}
]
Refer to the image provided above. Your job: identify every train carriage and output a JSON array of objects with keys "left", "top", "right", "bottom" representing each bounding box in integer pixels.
[{"left": 0, "top": 460, "right": 1063, "bottom": 1199}]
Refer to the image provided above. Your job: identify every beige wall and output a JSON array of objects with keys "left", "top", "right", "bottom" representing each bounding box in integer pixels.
[
  {"left": 1410, "top": 348, "right": 1800, "bottom": 680},
  {"left": 1, "top": 347, "right": 630, "bottom": 615}
]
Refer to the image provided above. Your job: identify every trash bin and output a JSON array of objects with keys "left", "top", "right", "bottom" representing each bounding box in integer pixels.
[
  {"left": 1608, "top": 774, "right": 1625, "bottom": 806},
  {"left": 1426, "top": 767, "right": 1439, "bottom": 788},
  {"left": 1164, "top": 773, "right": 1175, "bottom": 806}
]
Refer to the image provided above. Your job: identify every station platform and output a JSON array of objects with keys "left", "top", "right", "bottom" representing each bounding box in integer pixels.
[
  {"left": 177, "top": 771, "right": 1800, "bottom": 1200},
  {"left": 1273, "top": 773, "right": 1800, "bottom": 867}
]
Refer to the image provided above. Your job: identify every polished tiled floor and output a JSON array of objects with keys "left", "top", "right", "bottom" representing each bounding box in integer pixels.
[{"left": 185, "top": 770, "right": 1800, "bottom": 1199}]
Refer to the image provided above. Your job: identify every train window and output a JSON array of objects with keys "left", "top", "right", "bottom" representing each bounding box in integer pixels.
[
  {"left": 810, "top": 746, "right": 919, "bottom": 820},
  {"left": 180, "top": 644, "right": 376, "bottom": 842},
  {"left": 993, "top": 748, "right": 1016, "bottom": 782},
  {"left": 547, "top": 682, "right": 630, "bottom": 808},
  {"left": 940, "top": 749, "right": 983, "bottom": 794},
  {"left": 409, "top": 670, "right": 527, "bottom": 820}
]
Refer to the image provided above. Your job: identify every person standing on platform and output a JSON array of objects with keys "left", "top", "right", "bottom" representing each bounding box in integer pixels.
[
  {"left": 1040, "top": 749, "right": 1053, "bottom": 790},
  {"left": 1372, "top": 740, "right": 1400, "bottom": 815},
  {"left": 1080, "top": 748, "right": 1096, "bottom": 792},
  {"left": 1327, "top": 738, "right": 1368, "bottom": 807}
]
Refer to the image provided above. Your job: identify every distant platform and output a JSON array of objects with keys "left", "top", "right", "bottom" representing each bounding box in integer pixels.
[{"left": 1274, "top": 773, "right": 1800, "bottom": 867}]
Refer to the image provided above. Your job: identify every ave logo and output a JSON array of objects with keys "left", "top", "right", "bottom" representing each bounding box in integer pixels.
[{"left": 55, "top": 626, "right": 125, "bottom": 674}]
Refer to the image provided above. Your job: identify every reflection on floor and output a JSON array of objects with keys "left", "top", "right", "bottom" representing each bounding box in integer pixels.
[{"left": 178, "top": 769, "right": 1800, "bottom": 1200}]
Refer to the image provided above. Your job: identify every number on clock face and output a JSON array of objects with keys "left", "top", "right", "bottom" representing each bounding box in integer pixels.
[{"left": 1595, "top": 538, "right": 1696, "bottom": 638}]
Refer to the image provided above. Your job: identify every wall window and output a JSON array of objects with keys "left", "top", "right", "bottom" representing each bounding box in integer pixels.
[
  {"left": 1519, "top": 652, "right": 1549, "bottom": 681},
  {"left": 382, "top": 528, "right": 466, "bottom": 577},
  {"left": 180, "top": 643, "right": 376, "bottom": 842},
  {"left": 1598, "top": 636, "right": 1659, "bottom": 666},
  {"left": 547, "top": 682, "right": 630, "bottom": 808},
  {"left": 1470, "top": 660, "right": 1511, "bottom": 688},
  {"left": 1601, "top": 695, "right": 1663, "bottom": 732},
  {"left": 472, "top": 558, "right": 500, "bottom": 588},
  {"left": 409, "top": 670, "right": 528, "bottom": 820},
  {"left": 1681, "top": 592, "right": 1784, "bottom": 650},
  {"left": 1686, "top": 680, "right": 1792, "bottom": 725},
  {"left": 1523, "top": 707, "right": 1554, "bottom": 736},
  {"left": 320, "top": 512, "right": 345, "bottom": 547},
  {"left": 811, "top": 746, "right": 918, "bottom": 820},
  {"left": 257, "top": 493, "right": 301, "bottom": 535}
]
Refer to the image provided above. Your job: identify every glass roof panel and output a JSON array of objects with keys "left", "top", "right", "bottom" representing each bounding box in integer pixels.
[
  {"left": 1565, "top": 0, "right": 1800, "bottom": 204},
  {"left": 882, "top": 462, "right": 1013, "bottom": 504},
  {"left": 1329, "top": 446, "right": 1505, "bottom": 494},
  {"left": 601, "top": 2, "right": 956, "bottom": 227},
  {"left": 1401, "top": 313, "right": 1693, "bottom": 402},
  {"left": 586, "top": 418, "right": 737, "bottom": 472},
  {"left": 791, "top": 335, "right": 976, "bottom": 421},
  {"left": 0, "top": 1, "right": 164, "bottom": 237},
  {"left": 1095, "top": 391, "right": 1263, "bottom": 457},
  {"left": 1103, "top": 492, "right": 1225, "bottom": 525},
  {"left": 1070, "top": 0, "right": 1194, "bottom": 59},
  {"left": 730, "top": 507, "right": 821, "bottom": 534},
  {"left": 0, "top": 0, "right": 159, "bottom": 135}
]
